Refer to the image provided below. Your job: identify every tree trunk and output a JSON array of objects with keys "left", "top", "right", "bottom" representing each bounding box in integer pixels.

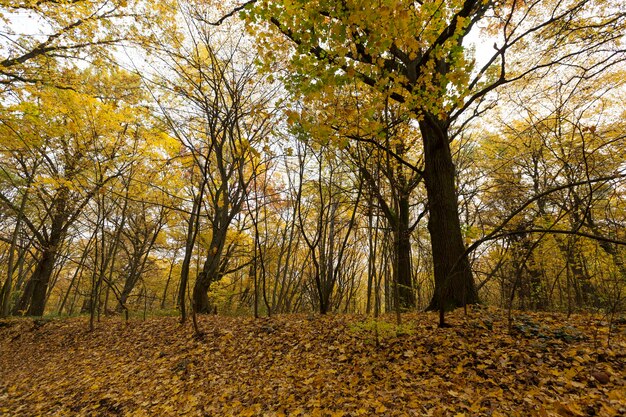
[
  {"left": 23, "top": 247, "right": 57, "bottom": 316},
  {"left": 395, "top": 191, "right": 415, "bottom": 310},
  {"left": 192, "top": 277, "right": 212, "bottom": 314},
  {"left": 178, "top": 194, "right": 202, "bottom": 322},
  {"left": 13, "top": 225, "right": 62, "bottom": 317},
  {"left": 366, "top": 202, "right": 375, "bottom": 314},
  {"left": 161, "top": 250, "right": 179, "bottom": 309},
  {"left": 193, "top": 234, "right": 225, "bottom": 314},
  {"left": 117, "top": 267, "right": 140, "bottom": 312},
  {"left": 1, "top": 188, "right": 29, "bottom": 317},
  {"left": 421, "top": 117, "right": 478, "bottom": 311}
]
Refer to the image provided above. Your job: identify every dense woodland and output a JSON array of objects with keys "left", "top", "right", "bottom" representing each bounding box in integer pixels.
[
  {"left": 1, "top": 1, "right": 626, "bottom": 416},
  {"left": 0, "top": 0, "right": 625, "bottom": 325}
]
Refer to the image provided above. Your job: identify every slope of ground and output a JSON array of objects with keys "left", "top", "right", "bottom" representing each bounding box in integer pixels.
[{"left": 0, "top": 309, "right": 624, "bottom": 416}]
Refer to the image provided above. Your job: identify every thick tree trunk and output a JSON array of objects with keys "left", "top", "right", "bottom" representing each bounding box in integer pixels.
[
  {"left": 0, "top": 277, "right": 12, "bottom": 317},
  {"left": 23, "top": 248, "right": 57, "bottom": 316},
  {"left": 395, "top": 192, "right": 415, "bottom": 310},
  {"left": 192, "top": 281, "right": 212, "bottom": 314},
  {"left": 17, "top": 186, "right": 69, "bottom": 317},
  {"left": 421, "top": 117, "right": 478, "bottom": 311},
  {"left": 192, "top": 234, "right": 225, "bottom": 314},
  {"left": 13, "top": 227, "right": 62, "bottom": 317},
  {"left": 117, "top": 268, "right": 140, "bottom": 313}
]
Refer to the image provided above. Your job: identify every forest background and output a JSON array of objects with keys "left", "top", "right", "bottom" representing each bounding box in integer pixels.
[{"left": 1, "top": 0, "right": 626, "bottom": 328}]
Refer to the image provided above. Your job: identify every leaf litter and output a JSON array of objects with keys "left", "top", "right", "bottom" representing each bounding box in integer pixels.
[{"left": 0, "top": 308, "right": 624, "bottom": 416}]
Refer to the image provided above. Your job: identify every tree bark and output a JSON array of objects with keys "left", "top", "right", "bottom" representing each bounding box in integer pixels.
[
  {"left": 22, "top": 245, "right": 58, "bottom": 316},
  {"left": 395, "top": 191, "right": 415, "bottom": 310},
  {"left": 178, "top": 193, "right": 202, "bottom": 322},
  {"left": 356, "top": 163, "right": 418, "bottom": 310},
  {"left": 192, "top": 232, "right": 226, "bottom": 314},
  {"left": 0, "top": 185, "right": 30, "bottom": 316},
  {"left": 421, "top": 117, "right": 478, "bottom": 311},
  {"left": 160, "top": 248, "right": 179, "bottom": 309}
]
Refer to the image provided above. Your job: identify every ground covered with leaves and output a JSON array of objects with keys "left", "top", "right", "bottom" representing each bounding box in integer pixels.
[{"left": 0, "top": 308, "right": 625, "bottom": 416}]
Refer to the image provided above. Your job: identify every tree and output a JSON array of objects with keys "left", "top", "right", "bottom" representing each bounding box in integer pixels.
[
  {"left": 0, "top": 68, "right": 147, "bottom": 316},
  {"left": 146, "top": 3, "right": 280, "bottom": 314},
  {"left": 293, "top": 137, "right": 363, "bottom": 314},
  {"left": 245, "top": 0, "right": 626, "bottom": 316},
  {"left": 289, "top": 85, "right": 426, "bottom": 310},
  {"left": 478, "top": 68, "right": 626, "bottom": 311}
]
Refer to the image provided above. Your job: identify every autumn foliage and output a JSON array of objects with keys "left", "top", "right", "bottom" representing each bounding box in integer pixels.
[
  {"left": 1, "top": 1, "right": 626, "bottom": 414},
  {"left": 1, "top": 310, "right": 624, "bottom": 416}
]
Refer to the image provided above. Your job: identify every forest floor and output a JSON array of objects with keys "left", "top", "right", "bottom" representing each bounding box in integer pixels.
[{"left": 0, "top": 308, "right": 625, "bottom": 417}]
